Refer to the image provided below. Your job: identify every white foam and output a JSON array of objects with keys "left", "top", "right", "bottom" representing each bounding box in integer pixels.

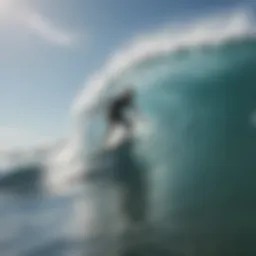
[{"left": 72, "top": 7, "right": 255, "bottom": 119}]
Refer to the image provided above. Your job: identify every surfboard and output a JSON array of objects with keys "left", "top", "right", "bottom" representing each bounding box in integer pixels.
[
  {"left": 92, "top": 114, "right": 150, "bottom": 159},
  {"left": 89, "top": 126, "right": 133, "bottom": 166},
  {"left": 103, "top": 125, "right": 132, "bottom": 151}
]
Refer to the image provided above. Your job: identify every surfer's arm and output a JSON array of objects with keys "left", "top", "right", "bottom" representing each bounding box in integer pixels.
[
  {"left": 128, "top": 103, "right": 144, "bottom": 123},
  {"left": 130, "top": 100, "right": 140, "bottom": 116},
  {"left": 131, "top": 100, "right": 151, "bottom": 125}
]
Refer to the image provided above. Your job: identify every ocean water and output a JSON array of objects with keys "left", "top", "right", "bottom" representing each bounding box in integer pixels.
[{"left": 1, "top": 7, "right": 256, "bottom": 256}]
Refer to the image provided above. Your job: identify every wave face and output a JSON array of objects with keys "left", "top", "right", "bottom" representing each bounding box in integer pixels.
[{"left": 68, "top": 8, "right": 256, "bottom": 235}]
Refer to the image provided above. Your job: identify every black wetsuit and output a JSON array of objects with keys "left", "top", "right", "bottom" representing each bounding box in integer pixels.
[{"left": 107, "top": 94, "right": 133, "bottom": 127}]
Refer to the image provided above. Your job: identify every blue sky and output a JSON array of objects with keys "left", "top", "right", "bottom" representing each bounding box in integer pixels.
[{"left": 0, "top": 0, "right": 248, "bottom": 149}]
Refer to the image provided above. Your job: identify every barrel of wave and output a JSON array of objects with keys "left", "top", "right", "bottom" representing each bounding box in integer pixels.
[
  {"left": 129, "top": 39, "right": 256, "bottom": 244},
  {"left": 101, "top": 41, "right": 255, "bottom": 227}
]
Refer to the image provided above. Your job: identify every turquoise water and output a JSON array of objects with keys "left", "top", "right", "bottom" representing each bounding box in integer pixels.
[
  {"left": 82, "top": 37, "right": 256, "bottom": 254},
  {"left": 1, "top": 17, "right": 256, "bottom": 256},
  {"left": 131, "top": 38, "right": 256, "bottom": 224}
]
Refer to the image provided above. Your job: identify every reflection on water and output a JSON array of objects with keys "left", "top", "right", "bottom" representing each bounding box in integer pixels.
[{"left": 1, "top": 171, "right": 255, "bottom": 256}]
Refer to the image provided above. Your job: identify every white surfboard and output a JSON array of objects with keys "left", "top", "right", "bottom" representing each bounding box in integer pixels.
[
  {"left": 90, "top": 126, "right": 132, "bottom": 162},
  {"left": 94, "top": 115, "right": 151, "bottom": 157},
  {"left": 104, "top": 125, "right": 132, "bottom": 151}
]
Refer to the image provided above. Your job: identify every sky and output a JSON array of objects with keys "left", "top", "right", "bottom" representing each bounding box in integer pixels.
[{"left": 0, "top": 0, "right": 250, "bottom": 150}]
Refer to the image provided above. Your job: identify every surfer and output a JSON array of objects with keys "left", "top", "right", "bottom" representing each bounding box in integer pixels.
[{"left": 104, "top": 88, "right": 136, "bottom": 140}]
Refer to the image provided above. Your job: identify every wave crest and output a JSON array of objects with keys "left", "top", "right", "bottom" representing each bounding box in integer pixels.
[{"left": 72, "top": 7, "right": 255, "bottom": 118}]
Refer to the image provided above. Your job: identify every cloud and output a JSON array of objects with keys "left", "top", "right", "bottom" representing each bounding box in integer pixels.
[
  {"left": 0, "top": 0, "right": 78, "bottom": 47},
  {"left": 20, "top": 8, "right": 77, "bottom": 46}
]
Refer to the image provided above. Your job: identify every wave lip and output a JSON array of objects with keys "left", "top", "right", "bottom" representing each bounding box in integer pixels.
[{"left": 72, "top": 7, "right": 255, "bottom": 118}]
